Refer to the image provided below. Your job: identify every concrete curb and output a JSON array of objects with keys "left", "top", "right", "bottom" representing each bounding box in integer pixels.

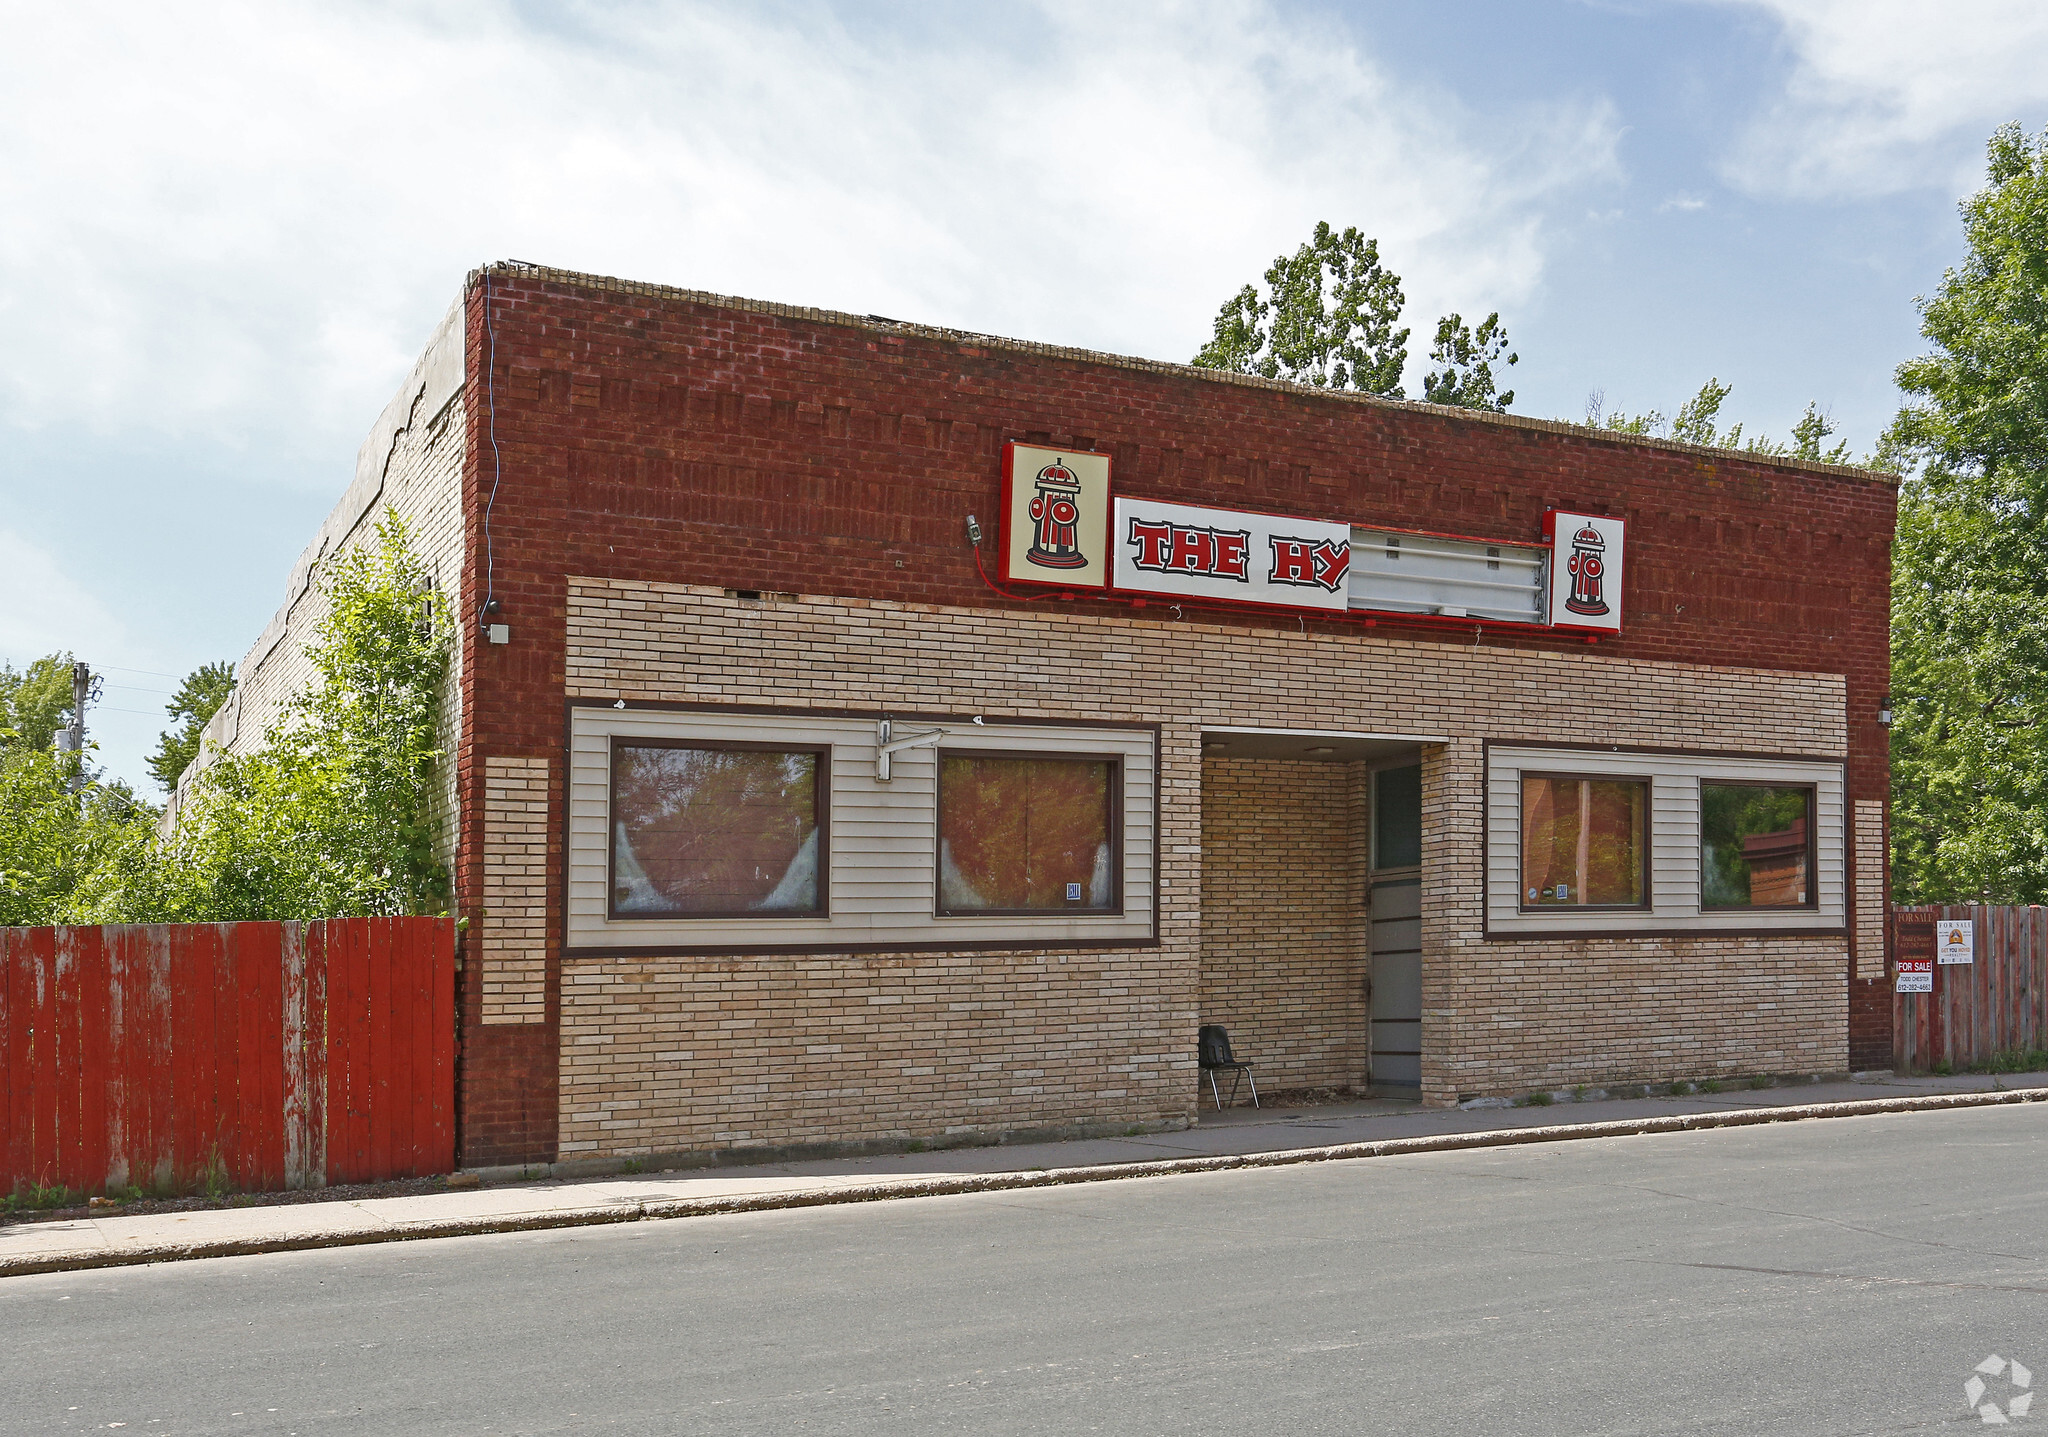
[{"left": 8, "top": 1087, "right": 2045, "bottom": 1279}]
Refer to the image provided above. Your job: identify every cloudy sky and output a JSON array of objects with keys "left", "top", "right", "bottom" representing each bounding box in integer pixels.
[{"left": 5, "top": 0, "right": 2046, "bottom": 794}]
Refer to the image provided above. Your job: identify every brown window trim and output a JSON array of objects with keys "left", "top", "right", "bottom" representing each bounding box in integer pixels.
[
  {"left": 605, "top": 735, "right": 831, "bottom": 922},
  {"left": 1699, "top": 779, "right": 1820, "bottom": 912},
  {"left": 934, "top": 748, "right": 1125, "bottom": 919},
  {"left": 1516, "top": 770, "right": 1654, "bottom": 914}
]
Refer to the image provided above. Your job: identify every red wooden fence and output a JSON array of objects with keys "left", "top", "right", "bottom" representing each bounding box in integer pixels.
[
  {"left": 1894, "top": 905, "right": 2048, "bottom": 1072},
  {"left": 1, "top": 917, "right": 455, "bottom": 1197}
]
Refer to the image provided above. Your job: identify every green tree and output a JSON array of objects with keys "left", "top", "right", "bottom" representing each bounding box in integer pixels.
[
  {"left": 0, "top": 653, "right": 76, "bottom": 751},
  {"left": 0, "top": 745, "right": 154, "bottom": 926},
  {"left": 1421, "top": 311, "right": 1517, "bottom": 411},
  {"left": 1583, "top": 380, "right": 1848, "bottom": 462},
  {"left": 1194, "top": 224, "right": 1526, "bottom": 412},
  {"left": 1193, "top": 222, "right": 1410, "bottom": 394},
  {"left": 1885, "top": 123, "right": 2048, "bottom": 903},
  {"left": 146, "top": 661, "right": 236, "bottom": 792},
  {"left": 74, "top": 514, "right": 450, "bottom": 922}
]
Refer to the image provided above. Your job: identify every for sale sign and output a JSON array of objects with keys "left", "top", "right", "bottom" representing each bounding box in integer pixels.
[
  {"left": 1895, "top": 911, "right": 1936, "bottom": 993},
  {"left": 1936, "top": 919, "right": 1975, "bottom": 964}
]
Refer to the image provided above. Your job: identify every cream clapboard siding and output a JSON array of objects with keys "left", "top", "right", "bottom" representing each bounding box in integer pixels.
[
  {"left": 1485, "top": 745, "right": 1847, "bottom": 936},
  {"left": 567, "top": 706, "right": 1157, "bottom": 950}
]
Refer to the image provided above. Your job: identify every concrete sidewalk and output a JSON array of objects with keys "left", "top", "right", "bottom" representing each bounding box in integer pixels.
[{"left": 7, "top": 1069, "right": 2046, "bottom": 1278}]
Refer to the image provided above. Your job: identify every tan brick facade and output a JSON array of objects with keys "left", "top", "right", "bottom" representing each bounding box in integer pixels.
[
  {"left": 481, "top": 756, "right": 550, "bottom": 1025},
  {"left": 552, "top": 579, "right": 1854, "bottom": 1157},
  {"left": 1855, "top": 798, "right": 1887, "bottom": 981},
  {"left": 1198, "top": 757, "right": 1369, "bottom": 1093}
]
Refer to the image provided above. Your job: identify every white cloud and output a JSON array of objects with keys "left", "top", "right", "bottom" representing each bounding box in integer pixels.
[
  {"left": 0, "top": 0, "right": 1621, "bottom": 463},
  {"left": 0, "top": 528, "right": 130, "bottom": 666},
  {"left": 1657, "top": 194, "right": 1708, "bottom": 213},
  {"left": 1719, "top": 0, "right": 2048, "bottom": 197}
]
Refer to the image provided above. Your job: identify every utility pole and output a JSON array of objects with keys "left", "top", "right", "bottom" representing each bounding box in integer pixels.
[{"left": 54, "top": 659, "right": 99, "bottom": 795}]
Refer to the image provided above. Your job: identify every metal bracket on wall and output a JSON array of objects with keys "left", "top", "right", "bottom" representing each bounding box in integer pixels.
[{"left": 875, "top": 718, "right": 946, "bottom": 782}]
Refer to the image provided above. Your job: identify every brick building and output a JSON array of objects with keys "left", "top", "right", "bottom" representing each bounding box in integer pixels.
[{"left": 204, "top": 261, "right": 1896, "bottom": 1171}]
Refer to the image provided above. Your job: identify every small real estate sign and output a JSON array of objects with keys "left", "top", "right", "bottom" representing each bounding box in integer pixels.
[
  {"left": 1895, "top": 911, "right": 1937, "bottom": 993},
  {"left": 1110, "top": 496, "right": 1351, "bottom": 611},
  {"left": 1936, "top": 919, "right": 1975, "bottom": 965}
]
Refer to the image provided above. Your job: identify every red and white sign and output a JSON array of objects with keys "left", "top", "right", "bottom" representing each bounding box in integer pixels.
[
  {"left": 1110, "top": 497, "right": 1351, "bottom": 610},
  {"left": 1000, "top": 442, "right": 1112, "bottom": 590},
  {"left": 1543, "top": 511, "right": 1626, "bottom": 632},
  {"left": 1896, "top": 955, "right": 1933, "bottom": 994}
]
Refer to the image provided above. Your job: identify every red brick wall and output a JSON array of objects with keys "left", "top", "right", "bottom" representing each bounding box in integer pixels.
[{"left": 450, "top": 264, "right": 1895, "bottom": 1164}]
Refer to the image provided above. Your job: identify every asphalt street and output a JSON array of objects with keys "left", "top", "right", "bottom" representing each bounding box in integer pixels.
[{"left": 7, "top": 1105, "right": 2046, "bottom": 1436}]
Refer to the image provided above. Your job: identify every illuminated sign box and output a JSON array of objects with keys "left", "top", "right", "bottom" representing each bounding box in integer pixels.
[
  {"left": 996, "top": 444, "right": 1625, "bottom": 632},
  {"left": 1348, "top": 529, "right": 1546, "bottom": 623},
  {"left": 1111, "top": 496, "right": 1350, "bottom": 611},
  {"left": 999, "top": 442, "right": 1112, "bottom": 590}
]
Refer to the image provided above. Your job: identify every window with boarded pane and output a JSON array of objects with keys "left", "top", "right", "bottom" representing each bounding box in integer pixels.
[
  {"left": 609, "top": 741, "right": 826, "bottom": 918},
  {"left": 937, "top": 753, "right": 1119, "bottom": 915},
  {"left": 1520, "top": 774, "right": 1649, "bottom": 909},
  {"left": 1701, "top": 783, "right": 1814, "bottom": 908}
]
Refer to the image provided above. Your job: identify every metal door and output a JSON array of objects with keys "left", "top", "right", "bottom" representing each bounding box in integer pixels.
[{"left": 1369, "top": 877, "right": 1422, "bottom": 1087}]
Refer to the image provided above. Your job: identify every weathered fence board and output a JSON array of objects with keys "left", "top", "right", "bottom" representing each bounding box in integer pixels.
[
  {"left": 1895, "top": 905, "right": 2048, "bottom": 1072},
  {"left": 0, "top": 917, "right": 455, "bottom": 1197}
]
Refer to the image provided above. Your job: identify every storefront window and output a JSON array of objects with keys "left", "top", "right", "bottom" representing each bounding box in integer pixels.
[
  {"left": 1701, "top": 784, "right": 1812, "bottom": 907},
  {"left": 938, "top": 754, "right": 1117, "bottom": 914},
  {"left": 610, "top": 742, "right": 824, "bottom": 917},
  {"left": 1520, "top": 775, "right": 1648, "bottom": 908}
]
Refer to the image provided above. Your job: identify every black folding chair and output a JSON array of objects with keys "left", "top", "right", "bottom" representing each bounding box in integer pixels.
[{"left": 1198, "top": 1024, "right": 1259, "bottom": 1110}]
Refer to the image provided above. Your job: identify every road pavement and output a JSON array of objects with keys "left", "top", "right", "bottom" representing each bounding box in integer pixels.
[{"left": 7, "top": 1102, "right": 2046, "bottom": 1435}]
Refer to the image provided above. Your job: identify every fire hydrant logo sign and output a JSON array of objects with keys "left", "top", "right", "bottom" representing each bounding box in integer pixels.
[
  {"left": 1544, "top": 511, "right": 1626, "bottom": 632},
  {"left": 1111, "top": 496, "right": 1351, "bottom": 611},
  {"left": 1001, "top": 443, "right": 1111, "bottom": 590},
  {"left": 1966, "top": 1354, "right": 2032, "bottom": 1424}
]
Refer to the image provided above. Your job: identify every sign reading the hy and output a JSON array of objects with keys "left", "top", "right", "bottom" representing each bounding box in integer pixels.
[
  {"left": 1111, "top": 496, "right": 1351, "bottom": 611},
  {"left": 997, "top": 445, "right": 1625, "bottom": 632}
]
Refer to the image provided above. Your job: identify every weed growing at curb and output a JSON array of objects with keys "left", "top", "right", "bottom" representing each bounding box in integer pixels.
[
  {"left": 199, "top": 1147, "right": 234, "bottom": 1203},
  {"left": 1699, "top": 1080, "right": 1724, "bottom": 1094},
  {"left": 1749, "top": 1075, "right": 1774, "bottom": 1089},
  {"left": 4, "top": 1183, "right": 81, "bottom": 1214}
]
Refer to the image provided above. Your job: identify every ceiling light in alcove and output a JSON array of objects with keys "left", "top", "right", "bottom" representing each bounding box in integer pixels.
[{"left": 1306, "top": 746, "right": 1336, "bottom": 755}]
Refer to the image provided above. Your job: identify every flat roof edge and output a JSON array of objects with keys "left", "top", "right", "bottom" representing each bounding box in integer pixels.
[{"left": 470, "top": 259, "right": 1897, "bottom": 487}]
